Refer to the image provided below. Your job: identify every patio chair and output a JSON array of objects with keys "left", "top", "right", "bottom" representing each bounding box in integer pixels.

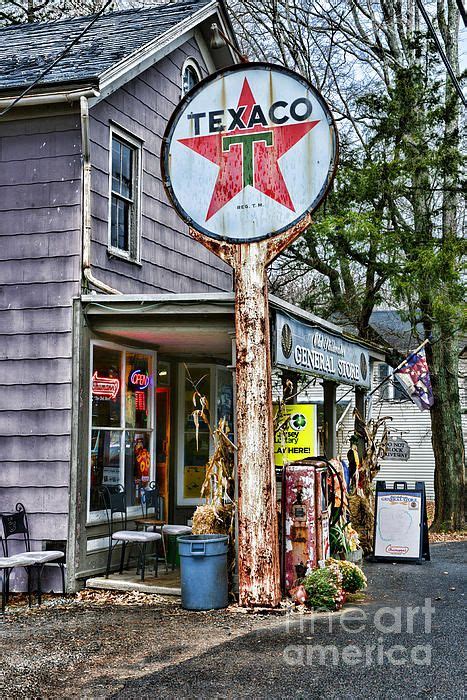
[
  {"left": 135, "top": 481, "right": 192, "bottom": 571},
  {"left": 1, "top": 503, "right": 65, "bottom": 606},
  {"left": 99, "top": 485, "right": 162, "bottom": 581},
  {"left": 134, "top": 482, "right": 168, "bottom": 570},
  {"left": 0, "top": 554, "right": 33, "bottom": 613}
]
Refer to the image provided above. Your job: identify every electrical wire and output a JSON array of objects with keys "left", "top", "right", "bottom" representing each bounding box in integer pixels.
[
  {"left": 415, "top": 0, "right": 467, "bottom": 107},
  {"left": 0, "top": 0, "right": 113, "bottom": 119}
]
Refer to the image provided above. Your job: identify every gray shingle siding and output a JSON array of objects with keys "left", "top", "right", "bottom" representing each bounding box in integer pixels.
[
  {"left": 88, "top": 39, "right": 232, "bottom": 294},
  {"left": 0, "top": 114, "right": 81, "bottom": 572}
]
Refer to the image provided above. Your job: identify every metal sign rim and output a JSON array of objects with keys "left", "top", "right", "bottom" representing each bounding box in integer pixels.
[{"left": 161, "top": 61, "right": 339, "bottom": 244}]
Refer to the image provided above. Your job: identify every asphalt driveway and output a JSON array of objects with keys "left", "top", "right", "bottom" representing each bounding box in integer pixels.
[
  {"left": 115, "top": 542, "right": 465, "bottom": 699},
  {"left": 1, "top": 542, "right": 464, "bottom": 699}
]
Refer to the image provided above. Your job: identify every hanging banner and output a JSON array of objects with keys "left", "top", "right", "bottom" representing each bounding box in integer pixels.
[
  {"left": 274, "top": 403, "right": 317, "bottom": 466},
  {"left": 161, "top": 62, "right": 337, "bottom": 243},
  {"left": 395, "top": 347, "right": 433, "bottom": 411},
  {"left": 274, "top": 311, "right": 371, "bottom": 388}
]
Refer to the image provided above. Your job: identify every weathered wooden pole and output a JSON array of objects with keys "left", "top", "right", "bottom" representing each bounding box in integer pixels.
[
  {"left": 190, "top": 218, "right": 310, "bottom": 607},
  {"left": 233, "top": 240, "right": 280, "bottom": 606}
]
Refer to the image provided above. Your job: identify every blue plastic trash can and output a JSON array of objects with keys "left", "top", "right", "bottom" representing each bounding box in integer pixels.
[{"left": 178, "top": 534, "right": 229, "bottom": 610}]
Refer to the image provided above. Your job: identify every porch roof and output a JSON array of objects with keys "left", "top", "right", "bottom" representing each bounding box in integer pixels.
[{"left": 81, "top": 292, "right": 386, "bottom": 364}]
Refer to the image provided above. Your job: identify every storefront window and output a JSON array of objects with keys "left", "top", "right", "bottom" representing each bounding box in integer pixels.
[
  {"left": 124, "top": 431, "right": 151, "bottom": 507},
  {"left": 178, "top": 365, "right": 234, "bottom": 506},
  {"left": 125, "top": 353, "right": 152, "bottom": 429},
  {"left": 91, "top": 346, "right": 122, "bottom": 427},
  {"left": 89, "top": 343, "right": 155, "bottom": 516},
  {"left": 183, "top": 367, "right": 211, "bottom": 500}
]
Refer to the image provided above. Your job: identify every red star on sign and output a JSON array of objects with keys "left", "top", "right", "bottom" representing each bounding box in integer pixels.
[{"left": 178, "top": 78, "right": 320, "bottom": 221}]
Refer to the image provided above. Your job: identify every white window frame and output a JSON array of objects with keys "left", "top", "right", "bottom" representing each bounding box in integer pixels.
[
  {"left": 107, "top": 123, "right": 143, "bottom": 263},
  {"left": 87, "top": 339, "right": 157, "bottom": 524},
  {"left": 176, "top": 363, "right": 234, "bottom": 507},
  {"left": 181, "top": 57, "right": 202, "bottom": 96}
]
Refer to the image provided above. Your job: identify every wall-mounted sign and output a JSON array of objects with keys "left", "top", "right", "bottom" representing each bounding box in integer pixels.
[
  {"left": 274, "top": 403, "right": 317, "bottom": 466},
  {"left": 130, "top": 370, "right": 150, "bottom": 390},
  {"left": 91, "top": 371, "right": 120, "bottom": 399},
  {"left": 274, "top": 312, "right": 370, "bottom": 388},
  {"left": 161, "top": 63, "right": 337, "bottom": 243},
  {"left": 383, "top": 438, "right": 410, "bottom": 461}
]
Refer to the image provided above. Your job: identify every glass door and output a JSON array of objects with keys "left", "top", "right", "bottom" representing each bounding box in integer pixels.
[{"left": 177, "top": 364, "right": 234, "bottom": 507}]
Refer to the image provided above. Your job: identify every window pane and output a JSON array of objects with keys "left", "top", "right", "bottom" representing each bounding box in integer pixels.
[
  {"left": 183, "top": 65, "right": 199, "bottom": 95},
  {"left": 121, "top": 144, "right": 133, "bottom": 198},
  {"left": 116, "top": 199, "right": 129, "bottom": 251},
  {"left": 125, "top": 431, "right": 151, "bottom": 507},
  {"left": 126, "top": 353, "right": 152, "bottom": 429},
  {"left": 112, "top": 139, "right": 121, "bottom": 194},
  {"left": 110, "top": 196, "right": 118, "bottom": 248},
  {"left": 183, "top": 367, "right": 210, "bottom": 499},
  {"left": 92, "top": 346, "right": 122, "bottom": 427},
  {"left": 216, "top": 369, "right": 233, "bottom": 433},
  {"left": 90, "top": 429, "right": 122, "bottom": 512}
]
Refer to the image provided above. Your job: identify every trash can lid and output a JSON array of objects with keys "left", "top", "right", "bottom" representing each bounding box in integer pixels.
[{"left": 177, "top": 534, "right": 228, "bottom": 544}]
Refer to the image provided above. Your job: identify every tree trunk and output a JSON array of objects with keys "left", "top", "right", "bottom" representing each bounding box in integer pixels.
[{"left": 426, "top": 334, "right": 465, "bottom": 530}]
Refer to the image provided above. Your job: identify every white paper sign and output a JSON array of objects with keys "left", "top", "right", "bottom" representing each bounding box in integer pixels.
[{"left": 374, "top": 492, "right": 422, "bottom": 559}]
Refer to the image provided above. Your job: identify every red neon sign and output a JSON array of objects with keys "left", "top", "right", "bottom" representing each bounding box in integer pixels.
[
  {"left": 92, "top": 371, "right": 120, "bottom": 400},
  {"left": 130, "top": 369, "right": 150, "bottom": 389}
]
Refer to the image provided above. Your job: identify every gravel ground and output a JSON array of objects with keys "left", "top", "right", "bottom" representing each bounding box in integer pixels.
[{"left": 1, "top": 542, "right": 464, "bottom": 699}]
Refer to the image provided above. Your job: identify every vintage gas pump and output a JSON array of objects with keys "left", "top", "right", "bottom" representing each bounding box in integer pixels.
[{"left": 281, "top": 458, "right": 333, "bottom": 592}]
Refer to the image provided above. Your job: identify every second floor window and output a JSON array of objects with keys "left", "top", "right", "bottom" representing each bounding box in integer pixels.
[{"left": 109, "top": 128, "right": 141, "bottom": 260}]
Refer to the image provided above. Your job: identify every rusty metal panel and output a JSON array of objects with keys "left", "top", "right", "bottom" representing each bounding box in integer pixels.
[
  {"left": 283, "top": 464, "right": 316, "bottom": 592},
  {"left": 315, "top": 466, "right": 330, "bottom": 564}
]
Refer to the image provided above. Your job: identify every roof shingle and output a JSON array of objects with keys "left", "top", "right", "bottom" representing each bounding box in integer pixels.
[{"left": 0, "top": 0, "right": 212, "bottom": 92}]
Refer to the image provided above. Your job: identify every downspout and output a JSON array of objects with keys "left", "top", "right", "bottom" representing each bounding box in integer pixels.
[{"left": 80, "top": 95, "right": 120, "bottom": 294}]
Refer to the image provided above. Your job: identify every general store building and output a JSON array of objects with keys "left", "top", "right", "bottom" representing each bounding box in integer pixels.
[{"left": 0, "top": 1, "right": 385, "bottom": 592}]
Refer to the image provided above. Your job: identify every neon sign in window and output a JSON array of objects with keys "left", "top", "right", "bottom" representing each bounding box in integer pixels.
[
  {"left": 130, "top": 369, "right": 150, "bottom": 389},
  {"left": 92, "top": 371, "right": 120, "bottom": 400}
]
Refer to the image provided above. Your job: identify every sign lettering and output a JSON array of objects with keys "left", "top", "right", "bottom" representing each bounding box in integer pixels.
[
  {"left": 162, "top": 64, "right": 337, "bottom": 243},
  {"left": 275, "top": 312, "right": 371, "bottom": 389}
]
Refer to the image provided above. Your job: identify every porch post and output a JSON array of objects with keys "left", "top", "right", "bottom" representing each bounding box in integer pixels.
[
  {"left": 355, "top": 386, "right": 366, "bottom": 420},
  {"left": 323, "top": 380, "right": 337, "bottom": 458}
]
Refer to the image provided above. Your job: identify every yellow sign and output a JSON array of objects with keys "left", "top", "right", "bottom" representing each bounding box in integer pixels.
[{"left": 274, "top": 404, "right": 317, "bottom": 466}]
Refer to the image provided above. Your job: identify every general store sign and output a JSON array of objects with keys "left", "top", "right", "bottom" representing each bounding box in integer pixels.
[
  {"left": 274, "top": 312, "right": 370, "bottom": 388},
  {"left": 162, "top": 63, "right": 337, "bottom": 243}
]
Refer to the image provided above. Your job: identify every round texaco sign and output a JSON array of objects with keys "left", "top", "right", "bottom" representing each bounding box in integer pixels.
[{"left": 162, "top": 63, "right": 338, "bottom": 243}]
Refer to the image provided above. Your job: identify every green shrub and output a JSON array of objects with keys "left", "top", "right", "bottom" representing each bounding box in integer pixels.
[
  {"left": 326, "top": 558, "right": 367, "bottom": 593},
  {"left": 301, "top": 564, "right": 344, "bottom": 611}
]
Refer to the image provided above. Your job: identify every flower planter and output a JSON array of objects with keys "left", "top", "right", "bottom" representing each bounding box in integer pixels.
[{"left": 345, "top": 548, "right": 363, "bottom": 565}]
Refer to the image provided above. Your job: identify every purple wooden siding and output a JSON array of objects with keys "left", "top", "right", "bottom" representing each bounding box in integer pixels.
[
  {"left": 89, "top": 38, "right": 233, "bottom": 294},
  {"left": 0, "top": 113, "right": 81, "bottom": 564}
]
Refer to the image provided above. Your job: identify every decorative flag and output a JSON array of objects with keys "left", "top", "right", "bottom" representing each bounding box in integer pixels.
[{"left": 395, "top": 347, "right": 434, "bottom": 411}]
